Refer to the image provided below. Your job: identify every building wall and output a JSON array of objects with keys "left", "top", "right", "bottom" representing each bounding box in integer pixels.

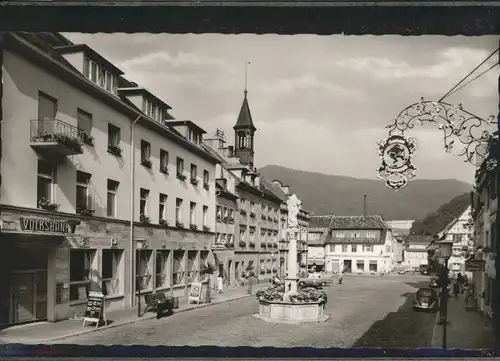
[
  {"left": 403, "top": 250, "right": 428, "bottom": 269},
  {"left": 325, "top": 242, "right": 391, "bottom": 274}
]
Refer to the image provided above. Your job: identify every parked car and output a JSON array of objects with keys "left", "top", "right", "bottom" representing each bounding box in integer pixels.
[
  {"left": 419, "top": 265, "right": 429, "bottom": 275},
  {"left": 429, "top": 277, "right": 439, "bottom": 288},
  {"left": 298, "top": 273, "right": 333, "bottom": 288},
  {"left": 413, "top": 287, "right": 439, "bottom": 311},
  {"left": 398, "top": 269, "right": 407, "bottom": 275}
]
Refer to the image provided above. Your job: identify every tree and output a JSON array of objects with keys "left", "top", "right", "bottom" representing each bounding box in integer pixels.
[{"left": 410, "top": 192, "right": 470, "bottom": 236}]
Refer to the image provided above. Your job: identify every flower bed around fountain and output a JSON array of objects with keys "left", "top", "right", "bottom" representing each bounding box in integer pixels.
[{"left": 252, "top": 285, "right": 330, "bottom": 324}]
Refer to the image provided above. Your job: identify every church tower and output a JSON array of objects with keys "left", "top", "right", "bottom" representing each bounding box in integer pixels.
[{"left": 233, "top": 89, "right": 257, "bottom": 168}]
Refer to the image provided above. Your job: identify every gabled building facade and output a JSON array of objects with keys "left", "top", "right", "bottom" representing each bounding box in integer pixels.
[
  {"left": 0, "top": 32, "right": 219, "bottom": 326},
  {"left": 324, "top": 216, "right": 393, "bottom": 274},
  {"left": 307, "top": 215, "right": 334, "bottom": 272}
]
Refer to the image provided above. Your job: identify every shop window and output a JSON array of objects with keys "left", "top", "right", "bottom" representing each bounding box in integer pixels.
[
  {"left": 107, "top": 179, "right": 119, "bottom": 218},
  {"left": 136, "top": 250, "right": 153, "bottom": 291},
  {"left": 369, "top": 261, "right": 378, "bottom": 273},
  {"left": 101, "top": 249, "right": 123, "bottom": 296},
  {"left": 69, "top": 249, "right": 96, "bottom": 302},
  {"left": 76, "top": 171, "right": 92, "bottom": 209},
  {"left": 356, "top": 261, "right": 365, "bottom": 272},
  {"left": 156, "top": 250, "right": 170, "bottom": 289},
  {"left": 187, "top": 251, "right": 198, "bottom": 283},
  {"left": 173, "top": 250, "right": 185, "bottom": 285},
  {"left": 37, "top": 160, "right": 56, "bottom": 206}
]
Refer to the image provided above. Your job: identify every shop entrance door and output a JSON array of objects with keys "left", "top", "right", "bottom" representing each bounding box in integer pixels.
[{"left": 10, "top": 270, "right": 48, "bottom": 324}]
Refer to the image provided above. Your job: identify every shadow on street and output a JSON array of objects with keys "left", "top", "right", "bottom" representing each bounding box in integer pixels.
[{"left": 352, "top": 289, "right": 436, "bottom": 348}]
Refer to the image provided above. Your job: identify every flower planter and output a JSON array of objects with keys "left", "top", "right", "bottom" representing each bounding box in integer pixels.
[{"left": 108, "top": 145, "right": 122, "bottom": 157}]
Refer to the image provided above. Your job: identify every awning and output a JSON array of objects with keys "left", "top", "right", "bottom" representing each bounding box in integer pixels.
[{"left": 308, "top": 259, "right": 325, "bottom": 266}]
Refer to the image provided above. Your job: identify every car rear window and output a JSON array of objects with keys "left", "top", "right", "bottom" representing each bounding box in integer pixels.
[{"left": 418, "top": 289, "right": 434, "bottom": 297}]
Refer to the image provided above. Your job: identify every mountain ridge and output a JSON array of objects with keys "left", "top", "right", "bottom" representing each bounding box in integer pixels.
[{"left": 258, "top": 165, "right": 472, "bottom": 221}]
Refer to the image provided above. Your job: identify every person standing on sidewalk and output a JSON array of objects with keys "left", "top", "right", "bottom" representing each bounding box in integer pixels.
[{"left": 217, "top": 274, "right": 224, "bottom": 294}]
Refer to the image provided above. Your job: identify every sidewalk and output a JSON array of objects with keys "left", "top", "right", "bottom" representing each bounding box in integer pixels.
[
  {"left": 431, "top": 293, "right": 494, "bottom": 349},
  {"left": 0, "top": 283, "right": 267, "bottom": 345}
]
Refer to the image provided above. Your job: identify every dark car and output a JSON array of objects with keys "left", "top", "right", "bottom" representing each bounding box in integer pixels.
[
  {"left": 413, "top": 287, "right": 439, "bottom": 312},
  {"left": 298, "top": 273, "right": 333, "bottom": 288},
  {"left": 429, "top": 277, "right": 439, "bottom": 288}
]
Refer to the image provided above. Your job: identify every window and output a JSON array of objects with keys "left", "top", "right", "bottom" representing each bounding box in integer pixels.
[
  {"left": 84, "top": 58, "right": 115, "bottom": 94},
  {"left": 107, "top": 179, "right": 119, "bottom": 218},
  {"left": 203, "top": 170, "right": 209, "bottom": 185},
  {"left": 152, "top": 105, "right": 157, "bottom": 120},
  {"left": 190, "top": 202, "right": 196, "bottom": 226},
  {"left": 173, "top": 250, "right": 185, "bottom": 285},
  {"left": 176, "top": 157, "right": 184, "bottom": 177},
  {"left": 160, "top": 149, "right": 169, "bottom": 172},
  {"left": 102, "top": 249, "right": 123, "bottom": 296},
  {"left": 76, "top": 171, "right": 92, "bottom": 210},
  {"left": 223, "top": 207, "right": 228, "bottom": 221},
  {"left": 203, "top": 206, "right": 208, "bottom": 227},
  {"left": 156, "top": 250, "right": 170, "bottom": 289},
  {"left": 352, "top": 232, "right": 360, "bottom": 238},
  {"left": 69, "top": 250, "right": 95, "bottom": 301},
  {"left": 351, "top": 245, "right": 357, "bottom": 253},
  {"left": 90, "top": 60, "right": 97, "bottom": 82},
  {"left": 159, "top": 193, "right": 167, "bottom": 222},
  {"left": 140, "top": 188, "right": 149, "bottom": 216},
  {"left": 356, "top": 260, "right": 365, "bottom": 272},
  {"left": 228, "top": 208, "right": 234, "bottom": 223},
  {"left": 329, "top": 244, "right": 336, "bottom": 252},
  {"left": 77, "top": 108, "right": 93, "bottom": 135},
  {"left": 83, "top": 57, "right": 90, "bottom": 78},
  {"left": 240, "top": 228, "right": 246, "bottom": 242},
  {"left": 216, "top": 205, "right": 222, "bottom": 221},
  {"left": 37, "top": 160, "right": 56, "bottom": 206},
  {"left": 108, "top": 123, "right": 121, "bottom": 147},
  {"left": 187, "top": 251, "right": 198, "bottom": 283},
  {"left": 369, "top": 261, "right": 378, "bottom": 273},
  {"left": 366, "top": 245, "right": 374, "bottom": 252},
  {"left": 176, "top": 198, "right": 183, "bottom": 224},
  {"left": 105, "top": 72, "right": 112, "bottom": 92},
  {"left": 98, "top": 67, "right": 106, "bottom": 88},
  {"left": 341, "top": 244, "right": 348, "bottom": 252},
  {"left": 190, "top": 164, "right": 197, "bottom": 180},
  {"left": 366, "top": 232, "right": 376, "bottom": 239},
  {"left": 336, "top": 232, "right": 345, "bottom": 238},
  {"left": 136, "top": 250, "right": 153, "bottom": 291},
  {"left": 140, "top": 140, "right": 151, "bottom": 160}
]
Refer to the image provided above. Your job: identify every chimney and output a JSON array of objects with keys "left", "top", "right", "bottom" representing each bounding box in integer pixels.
[
  {"left": 282, "top": 185, "right": 290, "bottom": 196},
  {"left": 363, "top": 194, "right": 367, "bottom": 216}
]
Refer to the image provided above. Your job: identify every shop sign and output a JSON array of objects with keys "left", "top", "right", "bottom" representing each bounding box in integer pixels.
[
  {"left": 83, "top": 291, "right": 107, "bottom": 328},
  {"left": 20, "top": 217, "right": 69, "bottom": 234},
  {"left": 465, "top": 259, "right": 485, "bottom": 272}
]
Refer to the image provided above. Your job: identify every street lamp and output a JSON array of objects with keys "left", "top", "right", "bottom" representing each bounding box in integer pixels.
[{"left": 437, "top": 239, "right": 453, "bottom": 349}]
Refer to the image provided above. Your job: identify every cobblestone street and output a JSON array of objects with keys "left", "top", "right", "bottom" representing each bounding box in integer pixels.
[{"left": 54, "top": 275, "right": 436, "bottom": 348}]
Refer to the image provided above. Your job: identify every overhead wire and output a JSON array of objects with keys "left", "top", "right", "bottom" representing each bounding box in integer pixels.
[
  {"left": 439, "top": 47, "right": 499, "bottom": 103},
  {"left": 445, "top": 62, "right": 499, "bottom": 99}
]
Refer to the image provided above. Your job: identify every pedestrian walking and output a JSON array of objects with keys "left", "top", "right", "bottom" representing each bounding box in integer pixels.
[
  {"left": 453, "top": 279, "right": 460, "bottom": 299},
  {"left": 217, "top": 274, "right": 224, "bottom": 294},
  {"left": 457, "top": 272, "right": 465, "bottom": 294},
  {"left": 338, "top": 270, "right": 344, "bottom": 284}
]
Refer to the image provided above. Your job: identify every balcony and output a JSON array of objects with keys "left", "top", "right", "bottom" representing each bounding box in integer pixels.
[{"left": 30, "top": 119, "right": 87, "bottom": 156}]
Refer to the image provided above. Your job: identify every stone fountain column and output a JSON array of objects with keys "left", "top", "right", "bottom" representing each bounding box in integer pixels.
[{"left": 285, "top": 227, "right": 299, "bottom": 294}]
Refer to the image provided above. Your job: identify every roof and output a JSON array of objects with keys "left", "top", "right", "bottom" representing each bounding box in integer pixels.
[
  {"left": 118, "top": 87, "right": 172, "bottom": 110},
  {"left": 53, "top": 44, "right": 125, "bottom": 75},
  {"left": 233, "top": 92, "right": 256, "bottom": 131},
  {"left": 167, "top": 120, "right": 207, "bottom": 135},
  {"left": 329, "top": 215, "right": 389, "bottom": 230},
  {"left": 309, "top": 215, "right": 334, "bottom": 229},
  {"left": 404, "top": 235, "right": 434, "bottom": 245},
  {"left": 259, "top": 177, "right": 287, "bottom": 202},
  {"left": 437, "top": 205, "right": 472, "bottom": 239}
]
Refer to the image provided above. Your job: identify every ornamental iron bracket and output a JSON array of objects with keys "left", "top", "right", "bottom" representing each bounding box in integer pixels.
[{"left": 377, "top": 98, "right": 496, "bottom": 190}]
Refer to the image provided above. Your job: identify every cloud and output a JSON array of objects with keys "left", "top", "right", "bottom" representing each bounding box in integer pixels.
[{"left": 120, "top": 51, "right": 227, "bottom": 72}]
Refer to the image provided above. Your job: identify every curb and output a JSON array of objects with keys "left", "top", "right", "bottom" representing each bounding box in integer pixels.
[{"left": 13, "top": 290, "right": 263, "bottom": 344}]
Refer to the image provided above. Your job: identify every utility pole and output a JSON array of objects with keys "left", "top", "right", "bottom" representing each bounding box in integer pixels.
[{"left": 363, "top": 193, "right": 367, "bottom": 216}]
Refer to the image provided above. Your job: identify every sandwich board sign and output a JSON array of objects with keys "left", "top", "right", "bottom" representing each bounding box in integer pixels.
[
  {"left": 188, "top": 282, "right": 202, "bottom": 304},
  {"left": 82, "top": 291, "right": 107, "bottom": 329}
]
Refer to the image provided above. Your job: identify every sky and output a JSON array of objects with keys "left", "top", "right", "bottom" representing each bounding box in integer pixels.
[{"left": 64, "top": 33, "right": 499, "bottom": 184}]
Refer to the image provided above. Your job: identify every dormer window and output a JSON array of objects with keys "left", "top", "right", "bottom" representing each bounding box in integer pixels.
[{"left": 83, "top": 57, "right": 117, "bottom": 94}]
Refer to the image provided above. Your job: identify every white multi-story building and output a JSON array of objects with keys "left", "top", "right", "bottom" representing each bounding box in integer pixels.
[
  {"left": 404, "top": 235, "right": 432, "bottom": 270},
  {"left": 306, "top": 215, "right": 334, "bottom": 272},
  {"left": 0, "top": 32, "right": 219, "bottom": 326},
  {"left": 323, "top": 216, "right": 394, "bottom": 274}
]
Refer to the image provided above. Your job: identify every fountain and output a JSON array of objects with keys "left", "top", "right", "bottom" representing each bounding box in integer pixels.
[{"left": 252, "top": 194, "right": 329, "bottom": 324}]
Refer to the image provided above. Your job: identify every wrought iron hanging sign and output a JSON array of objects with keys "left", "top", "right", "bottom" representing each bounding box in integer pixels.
[
  {"left": 377, "top": 97, "right": 495, "bottom": 190},
  {"left": 377, "top": 134, "right": 417, "bottom": 190}
]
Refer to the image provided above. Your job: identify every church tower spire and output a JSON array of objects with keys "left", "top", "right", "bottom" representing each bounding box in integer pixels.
[{"left": 234, "top": 60, "right": 256, "bottom": 168}]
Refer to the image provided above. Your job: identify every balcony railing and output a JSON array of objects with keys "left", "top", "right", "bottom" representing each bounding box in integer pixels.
[{"left": 30, "top": 119, "right": 88, "bottom": 156}]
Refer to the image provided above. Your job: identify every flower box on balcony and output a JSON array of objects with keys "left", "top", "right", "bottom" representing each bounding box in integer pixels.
[
  {"left": 159, "top": 219, "right": 169, "bottom": 227},
  {"left": 49, "top": 133, "right": 83, "bottom": 153},
  {"left": 38, "top": 197, "right": 59, "bottom": 211},
  {"left": 177, "top": 174, "right": 187, "bottom": 181},
  {"left": 190, "top": 224, "right": 198, "bottom": 231},
  {"left": 176, "top": 221, "right": 184, "bottom": 228},
  {"left": 260, "top": 242, "right": 266, "bottom": 247},
  {"left": 140, "top": 215, "right": 151, "bottom": 224},
  {"left": 80, "top": 132, "right": 95, "bottom": 146},
  {"left": 203, "top": 225, "right": 210, "bottom": 232},
  {"left": 76, "top": 206, "right": 95, "bottom": 217},
  {"left": 249, "top": 241, "right": 256, "bottom": 248},
  {"left": 159, "top": 167, "right": 169, "bottom": 175},
  {"left": 190, "top": 178, "right": 199, "bottom": 185},
  {"left": 239, "top": 241, "right": 246, "bottom": 247},
  {"left": 141, "top": 158, "right": 152, "bottom": 168},
  {"left": 203, "top": 183, "right": 209, "bottom": 190},
  {"left": 108, "top": 145, "right": 123, "bottom": 157}
]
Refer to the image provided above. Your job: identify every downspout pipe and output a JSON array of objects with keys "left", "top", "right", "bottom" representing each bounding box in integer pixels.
[{"left": 129, "top": 115, "right": 141, "bottom": 310}]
